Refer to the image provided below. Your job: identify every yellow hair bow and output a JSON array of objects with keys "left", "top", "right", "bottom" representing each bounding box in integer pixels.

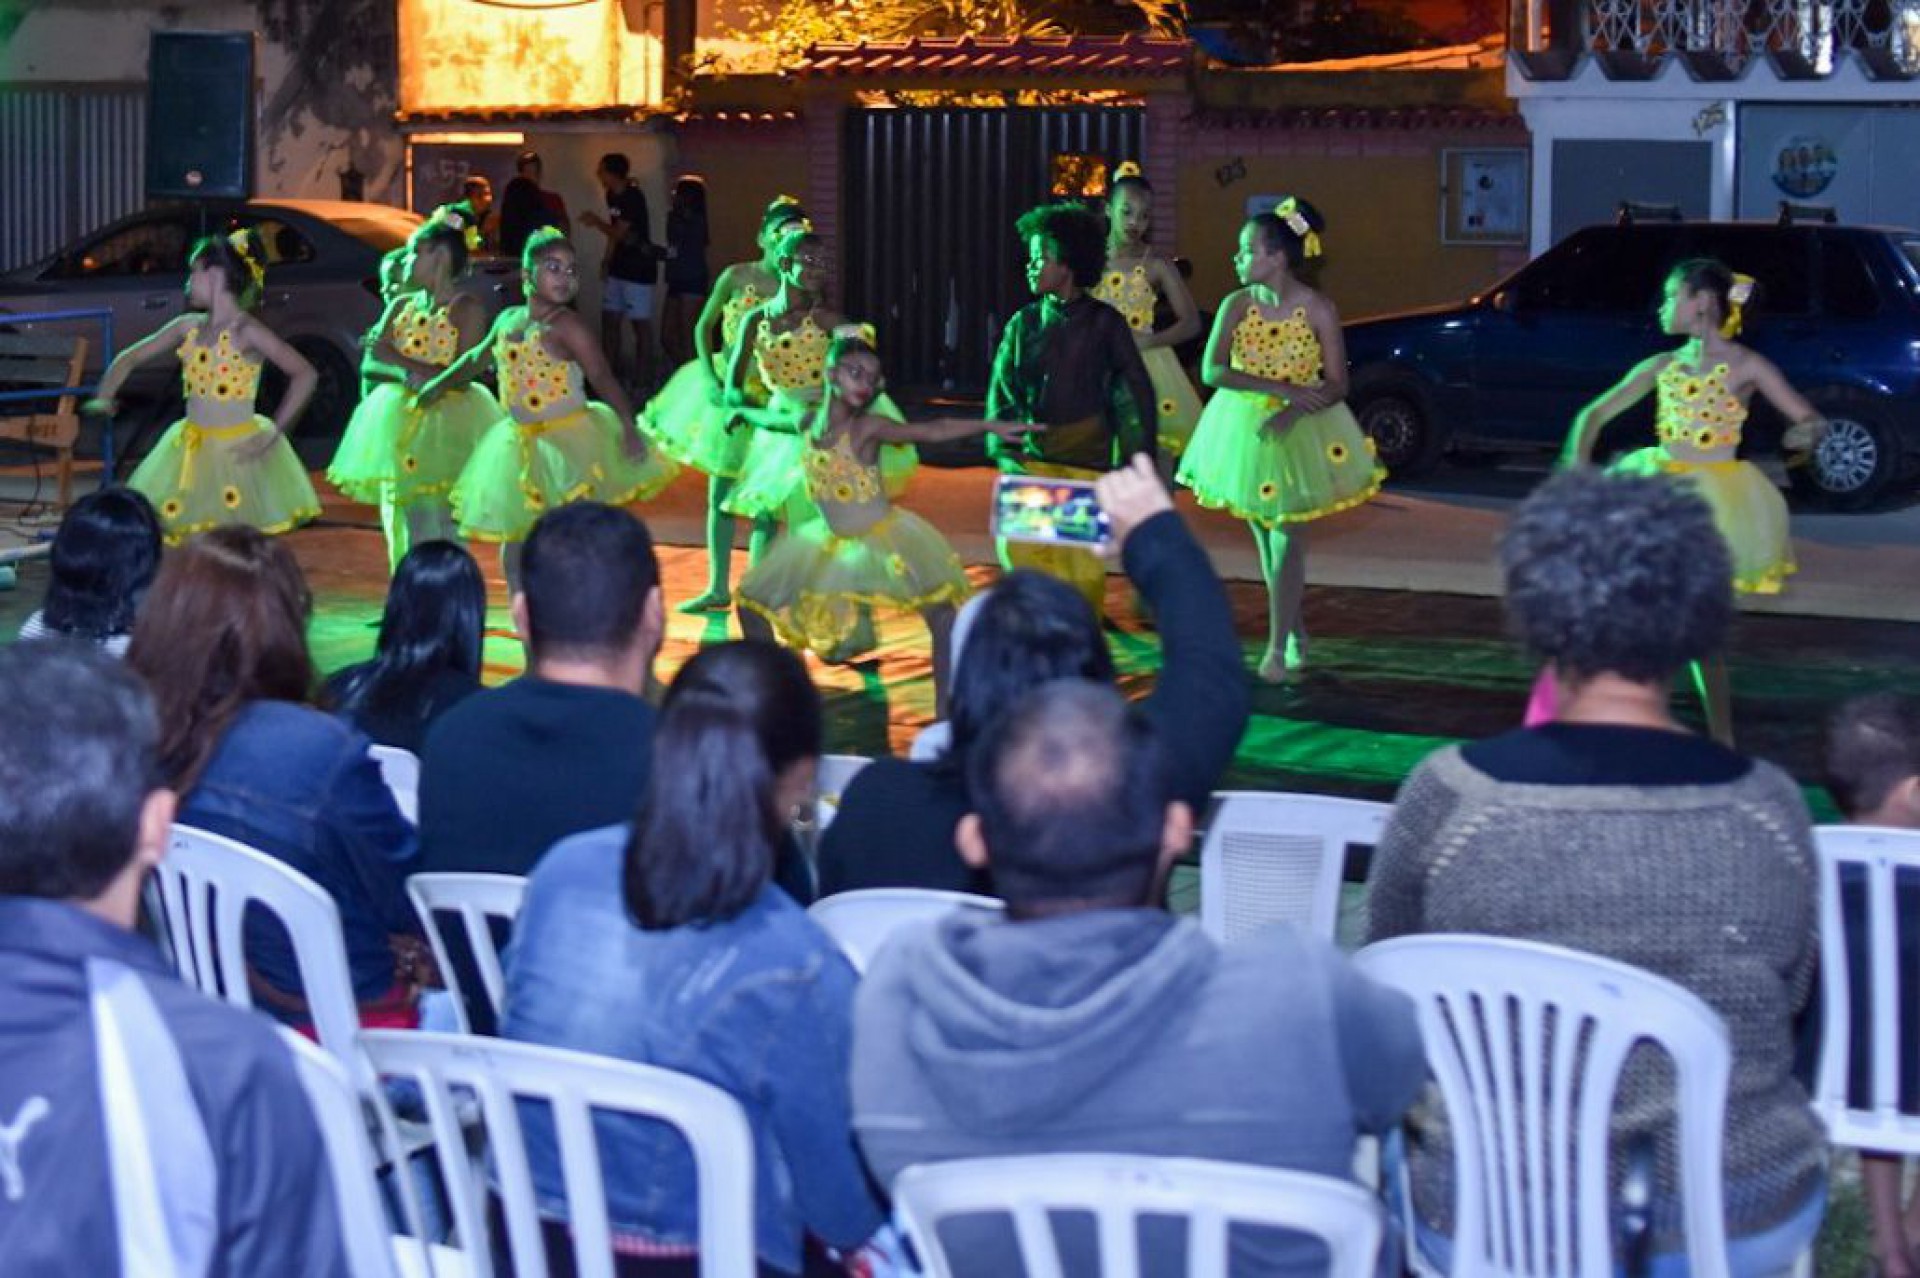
[
  {"left": 1276, "top": 197, "right": 1323, "bottom": 259},
  {"left": 227, "top": 230, "right": 265, "bottom": 288},
  {"left": 1113, "top": 160, "right": 1144, "bottom": 181},
  {"left": 833, "top": 322, "right": 878, "bottom": 350},
  {"left": 1722, "top": 273, "right": 1756, "bottom": 338}
]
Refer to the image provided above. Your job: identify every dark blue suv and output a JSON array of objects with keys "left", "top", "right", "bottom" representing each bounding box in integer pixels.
[{"left": 1343, "top": 221, "right": 1920, "bottom": 507}]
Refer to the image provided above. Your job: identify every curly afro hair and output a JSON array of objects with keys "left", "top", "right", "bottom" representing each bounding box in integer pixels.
[
  {"left": 1015, "top": 202, "right": 1107, "bottom": 290},
  {"left": 1500, "top": 468, "right": 1733, "bottom": 684}
]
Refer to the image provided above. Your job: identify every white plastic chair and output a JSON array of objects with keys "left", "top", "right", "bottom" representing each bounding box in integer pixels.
[
  {"left": 893, "top": 1153, "right": 1385, "bottom": 1278},
  {"left": 147, "top": 824, "right": 363, "bottom": 1067},
  {"left": 407, "top": 873, "right": 528, "bottom": 1035},
  {"left": 808, "top": 887, "right": 1004, "bottom": 972},
  {"left": 371, "top": 744, "right": 422, "bottom": 825},
  {"left": 360, "top": 1031, "right": 757, "bottom": 1278},
  {"left": 1354, "top": 935, "right": 1734, "bottom": 1278},
  {"left": 1812, "top": 824, "right": 1920, "bottom": 1156},
  {"left": 1197, "top": 791, "right": 1388, "bottom": 943},
  {"left": 813, "top": 752, "right": 874, "bottom": 833},
  {"left": 280, "top": 1030, "right": 468, "bottom": 1278}
]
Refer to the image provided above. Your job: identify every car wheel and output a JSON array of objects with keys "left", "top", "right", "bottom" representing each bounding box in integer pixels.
[
  {"left": 1790, "top": 401, "right": 1897, "bottom": 511},
  {"left": 1351, "top": 375, "right": 1442, "bottom": 477},
  {"left": 263, "top": 339, "right": 358, "bottom": 468}
]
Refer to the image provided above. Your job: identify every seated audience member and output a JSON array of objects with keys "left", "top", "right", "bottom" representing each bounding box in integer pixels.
[
  {"left": 0, "top": 641, "right": 349, "bottom": 1274},
  {"left": 819, "top": 456, "right": 1248, "bottom": 896},
  {"left": 419, "top": 502, "right": 661, "bottom": 878},
  {"left": 1825, "top": 692, "right": 1920, "bottom": 1278},
  {"left": 502, "top": 642, "right": 883, "bottom": 1275},
  {"left": 852, "top": 679, "right": 1422, "bottom": 1276},
  {"left": 328, "top": 540, "right": 486, "bottom": 754},
  {"left": 16, "top": 486, "right": 163, "bottom": 654},
  {"left": 128, "top": 527, "right": 421, "bottom": 1025},
  {"left": 1366, "top": 468, "right": 1826, "bottom": 1274}
]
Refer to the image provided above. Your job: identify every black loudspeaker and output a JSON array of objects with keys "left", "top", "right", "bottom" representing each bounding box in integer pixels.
[{"left": 146, "top": 31, "right": 256, "bottom": 200}]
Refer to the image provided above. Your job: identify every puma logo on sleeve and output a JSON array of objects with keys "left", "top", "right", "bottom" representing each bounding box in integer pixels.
[{"left": 0, "top": 1097, "right": 51, "bottom": 1202}]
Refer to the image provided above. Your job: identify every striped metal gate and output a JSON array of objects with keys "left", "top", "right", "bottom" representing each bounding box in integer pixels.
[
  {"left": 0, "top": 87, "right": 147, "bottom": 273},
  {"left": 841, "top": 105, "right": 1143, "bottom": 395}
]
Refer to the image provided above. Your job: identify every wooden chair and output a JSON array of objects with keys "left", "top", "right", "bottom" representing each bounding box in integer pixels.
[{"left": 0, "top": 331, "right": 94, "bottom": 509}]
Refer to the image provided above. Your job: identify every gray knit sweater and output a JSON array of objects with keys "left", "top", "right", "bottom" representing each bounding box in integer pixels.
[{"left": 1366, "top": 741, "right": 1825, "bottom": 1250}]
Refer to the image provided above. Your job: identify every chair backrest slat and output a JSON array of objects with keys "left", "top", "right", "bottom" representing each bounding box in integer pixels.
[
  {"left": 807, "top": 887, "right": 1004, "bottom": 973},
  {"left": 1198, "top": 791, "right": 1387, "bottom": 942},
  {"left": 406, "top": 872, "right": 528, "bottom": 1034},
  {"left": 1355, "top": 935, "right": 1733, "bottom": 1278}
]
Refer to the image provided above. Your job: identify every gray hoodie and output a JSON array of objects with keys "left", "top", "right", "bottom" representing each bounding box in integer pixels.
[{"left": 852, "top": 908, "right": 1425, "bottom": 1276}]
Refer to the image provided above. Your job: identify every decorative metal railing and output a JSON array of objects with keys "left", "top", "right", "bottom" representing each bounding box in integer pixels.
[{"left": 1516, "top": 0, "right": 1920, "bottom": 70}]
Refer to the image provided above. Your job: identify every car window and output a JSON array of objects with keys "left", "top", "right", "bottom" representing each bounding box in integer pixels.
[
  {"left": 47, "top": 217, "right": 190, "bottom": 280},
  {"left": 1819, "top": 235, "right": 1880, "bottom": 319},
  {"left": 1689, "top": 228, "right": 1811, "bottom": 316},
  {"left": 1894, "top": 237, "right": 1920, "bottom": 283},
  {"left": 1513, "top": 228, "right": 1677, "bottom": 314},
  {"left": 239, "top": 217, "right": 317, "bottom": 267},
  {"left": 326, "top": 212, "right": 419, "bottom": 253}
]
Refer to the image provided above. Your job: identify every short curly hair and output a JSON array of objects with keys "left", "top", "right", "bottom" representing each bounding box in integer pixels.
[
  {"left": 1500, "top": 468, "right": 1733, "bottom": 683},
  {"left": 1015, "top": 202, "right": 1106, "bottom": 289}
]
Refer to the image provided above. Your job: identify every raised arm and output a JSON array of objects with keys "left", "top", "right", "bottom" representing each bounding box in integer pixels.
[
  {"left": 1142, "top": 256, "right": 1202, "bottom": 351},
  {"left": 691, "top": 264, "right": 741, "bottom": 373},
  {"left": 1562, "top": 353, "right": 1666, "bottom": 467},
  {"left": 419, "top": 309, "right": 509, "bottom": 403},
  {"left": 1745, "top": 351, "right": 1827, "bottom": 451},
  {"left": 854, "top": 413, "right": 1030, "bottom": 447},
  {"left": 88, "top": 314, "right": 198, "bottom": 410}
]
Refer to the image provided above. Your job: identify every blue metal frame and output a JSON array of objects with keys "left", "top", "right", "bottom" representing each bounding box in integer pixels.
[{"left": 0, "top": 306, "right": 117, "bottom": 476}]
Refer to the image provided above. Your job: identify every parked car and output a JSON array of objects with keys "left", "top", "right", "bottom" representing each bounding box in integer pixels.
[
  {"left": 1343, "top": 220, "right": 1920, "bottom": 508},
  {"left": 0, "top": 198, "right": 518, "bottom": 462}
]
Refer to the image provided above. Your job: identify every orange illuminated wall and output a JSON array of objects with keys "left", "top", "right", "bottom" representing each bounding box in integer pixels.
[{"left": 399, "top": 0, "right": 663, "bottom": 112}]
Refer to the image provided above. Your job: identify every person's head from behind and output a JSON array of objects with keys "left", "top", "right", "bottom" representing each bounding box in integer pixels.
[
  {"left": 1501, "top": 468, "right": 1732, "bottom": 692},
  {"left": 942, "top": 570, "right": 1115, "bottom": 774},
  {"left": 672, "top": 175, "right": 707, "bottom": 218},
  {"left": 40, "top": 486, "right": 163, "bottom": 643},
  {"left": 1826, "top": 693, "right": 1920, "bottom": 827},
  {"left": 960, "top": 680, "right": 1187, "bottom": 915},
  {"left": 516, "top": 149, "right": 543, "bottom": 182},
  {"left": 623, "top": 642, "right": 821, "bottom": 929},
  {"left": 1017, "top": 202, "right": 1105, "bottom": 298},
  {"left": 595, "top": 152, "right": 631, "bottom": 193},
  {"left": 127, "top": 526, "right": 315, "bottom": 789},
  {"left": 0, "top": 643, "right": 175, "bottom": 921},
  {"left": 351, "top": 541, "right": 486, "bottom": 711},
  {"left": 515, "top": 502, "right": 663, "bottom": 689}
]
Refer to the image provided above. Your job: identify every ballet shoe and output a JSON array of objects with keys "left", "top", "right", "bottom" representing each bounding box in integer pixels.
[
  {"left": 1256, "top": 650, "right": 1303, "bottom": 685},
  {"left": 677, "top": 591, "right": 732, "bottom": 614}
]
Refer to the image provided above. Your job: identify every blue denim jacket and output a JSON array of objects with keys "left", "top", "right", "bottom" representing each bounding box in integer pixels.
[
  {"left": 177, "top": 700, "right": 420, "bottom": 1004},
  {"left": 501, "top": 825, "right": 882, "bottom": 1274}
]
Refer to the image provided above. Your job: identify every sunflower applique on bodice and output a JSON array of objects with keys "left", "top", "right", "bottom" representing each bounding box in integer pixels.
[
  {"left": 720, "top": 284, "right": 764, "bottom": 350},
  {"left": 495, "top": 323, "right": 584, "bottom": 421},
  {"left": 393, "top": 297, "right": 460, "bottom": 368},
  {"left": 1094, "top": 263, "right": 1157, "bottom": 334},
  {"left": 178, "top": 325, "right": 263, "bottom": 403},
  {"left": 755, "top": 314, "right": 830, "bottom": 397},
  {"left": 805, "top": 431, "right": 886, "bottom": 528},
  {"left": 1656, "top": 359, "right": 1746, "bottom": 462},
  {"left": 1231, "top": 306, "right": 1323, "bottom": 386}
]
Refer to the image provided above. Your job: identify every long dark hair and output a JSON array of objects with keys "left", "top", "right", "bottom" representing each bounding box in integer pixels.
[
  {"left": 39, "top": 486, "right": 163, "bottom": 641},
  {"left": 623, "top": 642, "right": 821, "bottom": 930},
  {"left": 127, "top": 526, "right": 317, "bottom": 789},
  {"left": 333, "top": 541, "right": 485, "bottom": 728}
]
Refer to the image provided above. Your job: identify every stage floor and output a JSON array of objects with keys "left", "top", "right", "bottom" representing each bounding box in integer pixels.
[{"left": 7, "top": 463, "right": 1919, "bottom": 821}]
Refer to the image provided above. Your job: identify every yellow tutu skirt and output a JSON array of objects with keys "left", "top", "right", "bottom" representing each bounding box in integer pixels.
[
  {"left": 328, "top": 382, "right": 499, "bottom": 503},
  {"left": 1614, "top": 449, "right": 1795, "bottom": 594},
  {"left": 723, "top": 394, "right": 916, "bottom": 519},
  {"left": 738, "top": 505, "right": 970, "bottom": 652},
  {"left": 1177, "top": 391, "right": 1384, "bottom": 527},
  {"left": 451, "top": 402, "right": 680, "bottom": 542},
  {"left": 641, "top": 357, "right": 752, "bottom": 479},
  {"left": 130, "top": 415, "right": 321, "bottom": 545},
  {"left": 1143, "top": 346, "right": 1203, "bottom": 457}
]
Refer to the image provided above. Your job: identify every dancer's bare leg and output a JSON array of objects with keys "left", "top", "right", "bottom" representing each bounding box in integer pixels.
[
  {"left": 926, "top": 603, "right": 956, "bottom": 718},
  {"left": 681, "top": 475, "right": 737, "bottom": 612}
]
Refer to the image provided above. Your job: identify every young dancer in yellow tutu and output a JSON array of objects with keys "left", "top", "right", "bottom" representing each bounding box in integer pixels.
[
  {"left": 646, "top": 194, "right": 810, "bottom": 612},
  {"left": 1094, "top": 163, "right": 1204, "bottom": 468},
  {"left": 1178, "top": 200, "right": 1385, "bottom": 683},
  {"left": 93, "top": 229, "right": 322, "bottom": 545},
  {"left": 330, "top": 207, "right": 498, "bottom": 571},
  {"left": 720, "top": 226, "right": 915, "bottom": 551},
  {"left": 1561, "top": 257, "right": 1826, "bottom": 743},
  {"left": 737, "top": 328, "right": 1023, "bottom": 713},
  {"left": 423, "top": 228, "right": 676, "bottom": 594}
]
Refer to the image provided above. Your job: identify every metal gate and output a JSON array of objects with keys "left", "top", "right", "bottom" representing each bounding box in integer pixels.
[
  {"left": 0, "top": 87, "right": 147, "bottom": 273},
  {"left": 841, "top": 105, "right": 1144, "bottom": 396}
]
